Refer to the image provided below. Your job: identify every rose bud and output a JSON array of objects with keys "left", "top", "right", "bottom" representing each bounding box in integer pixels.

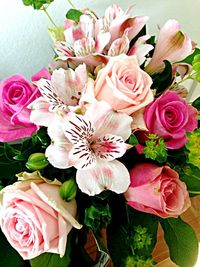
[
  {"left": 59, "top": 179, "right": 77, "bottom": 202},
  {"left": 26, "top": 153, "right": 49, "bottom": 171}
]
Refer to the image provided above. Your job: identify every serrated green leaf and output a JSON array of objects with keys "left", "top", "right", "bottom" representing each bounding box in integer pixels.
[
  {"left": 160, "top": 217, "right": 198, "bottom": 267},
  {"left": 66, "top": 9, "right": 83, "bottom": 23},
  {"left": 179, "top": 164, "right": 200, "bottom": 195},
  {"left": 192, "top": 96, "right": 200, "bottom": 110},
  {"left": 22, "top": 0, "right": 54, "bottom": 9},
  {"left": 128, "top": 134, "right": 139, "bottom": 146}
]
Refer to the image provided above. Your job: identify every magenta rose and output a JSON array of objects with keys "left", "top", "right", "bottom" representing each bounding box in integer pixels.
[
  {"left": 124, "top": 163, "right": 191, "bottom": 218},
  {"left": 0, "top": 74, "right": 40, "bottom": 142},
  {"left": 0, "top": 172, "right": 81, "bottom": 260},
  {"left": 94, "top": 54, "right": 154, "bottom": 115},
  {"left": 144, "top": 91, "right": 198, "bottom": 149}
]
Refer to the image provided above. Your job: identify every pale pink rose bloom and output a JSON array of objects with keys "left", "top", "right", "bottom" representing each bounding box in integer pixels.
[
  {"left": 124, "top": 163, "right": 191, "bottom": 218},
  {"left": 54, "top": 4, "right": 148, "bottom": 67},
  {"left": 0, "top": 172, "right": 81, "bottom": 260},
  {"left": 94, "top": 54, "right": 154, "bottom": 115},
  {"left": 46, "top": 101, "right": 132, "bottom": 196},
  {"left": 145, "top": 20, "right": 193, "bottom": 74},
  {"left": 29, "top": 64, "right": 88, "bottom": 127}
]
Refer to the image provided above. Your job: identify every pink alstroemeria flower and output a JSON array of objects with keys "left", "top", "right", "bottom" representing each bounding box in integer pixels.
[
  {"left": 145, "top": 20, "right": 193, "bottom": 74},
  {"left": 54, "top": 4, "right": 148, "bottom": 67},
  {"left": 46, "top": 101, "right": 132, "bottom": 196},
  {"left": 29, "top": 64, "right": 88, "bottom": 127}
]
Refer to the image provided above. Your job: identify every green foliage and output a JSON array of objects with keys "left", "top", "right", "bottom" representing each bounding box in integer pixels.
[
  {"left": 151, "top": 60, "right": 173, "bottom": 95},
  {"left": 128, "top": 134, "right": 139, "bottom": 146},
  {"left": 0, "top": 230, "right": 24, "bottom": 267},
  {"left": 182, "top": 48, "right": 200, "bottom": 65},
  {"left": 107, "top": 197, "right": 158, "bottom": 267},
  {"left": 143, "top": 134, "right": 167, "bottom": 163},
  {"left": 132, "top": 226, "right": 152, "bottom": 251},
  {"left": 84, "top": 204, "right": 111, "bottom": 232},
  {"left": 185, "top": 129, "right": 200, "bottom": 169},
  {"left": 178, "top": 164, "right": 200, "bottom": 195},
  {"left": 66, "top": 9, "right": 83, "bottom": 23},
  {"left": 160, "top": 217, "right": 198, "bottom": 267},
  {"left": 125, "top": 255, "right": 155, "bottom": 267},
  {"left": 192, "top": 54, "right": 200, "bottom": 82},
  {"left": 192, "top": 96, "right": 200, "bottom": 111},
  {"left": 22, "top": 0, "right": 54, "bottom": 9}
]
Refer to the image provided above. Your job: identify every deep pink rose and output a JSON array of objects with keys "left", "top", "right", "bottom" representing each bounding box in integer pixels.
[
  {"left": 0, "top": 172, "right": 81, "bottom": 260},
  {"left": 94, "top": 54, "right": 154, "bottom": 115},
  {"left": 0, "top": 74, "right": 39, "bottom": 142},
  {"left": 124, "top": 163, "right": 191, "bottom": 218},
  {"left": 144, "top": 91, "right": 198, "bottom": 149}
]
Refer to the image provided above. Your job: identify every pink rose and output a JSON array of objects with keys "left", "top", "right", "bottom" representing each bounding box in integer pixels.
[
  {"left": 0, "top": 172, "right": 81, "bottom": 260},
  {"left": 144, "top": 91, "right": 198, "bottom": 149},
  {"left": 0, "top": 74, "right": 39, "bottom": 142},
  {"left": 94, "top": 54, "right": 154, "bottom": 115},
  {"left": 124, "top": 163, "right": 191, "bottom": 218}
]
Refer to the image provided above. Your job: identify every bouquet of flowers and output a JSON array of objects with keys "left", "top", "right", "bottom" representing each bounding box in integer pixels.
[{"left": 0, "top": 1, "right": 200, "bottom": 266}]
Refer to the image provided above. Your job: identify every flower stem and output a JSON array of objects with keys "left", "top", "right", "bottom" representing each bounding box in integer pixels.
[
  {"left": 67, "top": 0, "right": 76, "bottom": 9},
  {"left": 42, "top": 7, "right": 58, "bottom": 28}
]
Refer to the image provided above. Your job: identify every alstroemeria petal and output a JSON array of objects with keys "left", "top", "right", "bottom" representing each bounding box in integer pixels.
[
  {"left": 63, "top": 113, "right": 95, "bottom": 144},
  {"left": 145, "top": 20, "right": 193, "bottom": 74},
  {"left": 33, "top": 78, "right": 67, "bottom": 112},
  {"left": 68, "top": 140, "right": 96, "bottom": 170},
  {"left": 76, "top": 160, "right": 130, "bottom": 196},
  {"left": 108, "top": 34, "right": 129, "bottom": 56},
  {"left": 94, "top": 134, "right": 128, "bottom": 161},
  {"left": 85, "top": 101, "right": 132, "bottom": 140}
]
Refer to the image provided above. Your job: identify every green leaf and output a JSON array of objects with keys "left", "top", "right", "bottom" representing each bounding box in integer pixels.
[
  {"left": 0, "top": 230, "right": 23, "bottom": 267},
  {"left": 66, "top": 9, "right": 83, "bottom": 23},
  {"left": 128, "top": 134, "right": 139, "bottom": 146},
  {"left": 179, "top": 164, "right": 200, "bottom": 195},
  {"left": 151, "top": 60, "right": 173, "bottom": 95},
  {"left": 30, "top": 231, "right": 73, "bottom": 267},
  {"left": 160, "top": 217, "right": 198, "bottom": 267},
  {"left": 182, "top": 48, "right": 200, "bottom": 65},
  {"left": 22, "top": 0, "right": 54, "bottom": 10},
  {"left": 192, "top": 96, "right": 200, "bottom": 111}
]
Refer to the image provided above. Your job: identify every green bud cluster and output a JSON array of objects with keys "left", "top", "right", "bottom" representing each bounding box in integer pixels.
[
  {"left": 192, "top": 54, "right": 200, "bottom": 82},
  {"left": 186, "top": 129, "right": 200, "bottom": 169},
  {"left": 133, "top": 226, "right": 152, "bottom": 251},
  {"left": 143, "top": 134, "right": 167, "bottom": 163},
  {"left": 125, "top": 255, "right": 154, "bottom": 267}
]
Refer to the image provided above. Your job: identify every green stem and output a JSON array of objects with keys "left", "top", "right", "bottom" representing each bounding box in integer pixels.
[
  {"left": 67, "top": 0, "right": 76, "bottom": 9},
  {"left": 42, "top": 7, "right": 58, "bottom": 28},
  {"left": 125, "top": 204, "right": 135, "bottom": 256},
  {"left": 176, "top": 74, "right": 195, "bottom": 85}
]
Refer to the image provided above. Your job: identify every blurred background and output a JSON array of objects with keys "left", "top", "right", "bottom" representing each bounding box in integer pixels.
[{"left": 0, "top": 0, "right": 200, "bottom": 99}]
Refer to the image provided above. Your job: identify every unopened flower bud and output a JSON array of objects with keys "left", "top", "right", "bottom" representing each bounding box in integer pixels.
[
  {"left": 59, "top": 179, "right": 77, "bottom": 201},
  {"left": 26, "top": 153, "right": 49, "bottom": 171}
]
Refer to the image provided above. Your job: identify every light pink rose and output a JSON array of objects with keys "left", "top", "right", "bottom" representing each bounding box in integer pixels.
[
  {"left": 94, "top": 54, "right": 154, "bottom": 115},
  {"left": 124, "top": 163, "right": 191, "bottom": 218},
  {"left": 144, "top": 91, "right": 198, "bottom": 149},
  {"left": 0, "top": 74, "right": 39, "bottom": 142},
  {"left": 0, "top": 172, "right": 81, "bottom": 260}
]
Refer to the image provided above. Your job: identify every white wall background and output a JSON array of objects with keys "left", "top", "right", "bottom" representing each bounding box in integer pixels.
[{"left": 0, "top": 0, "right": 200, "bottom": 86}]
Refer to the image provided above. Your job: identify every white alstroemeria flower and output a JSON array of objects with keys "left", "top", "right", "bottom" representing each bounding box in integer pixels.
[
  {"left": 29, "top": 64, "right": 88, "bottom": 127},
  {"left": 46, "top": 101, "right": 132, "bottom": 196}
]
